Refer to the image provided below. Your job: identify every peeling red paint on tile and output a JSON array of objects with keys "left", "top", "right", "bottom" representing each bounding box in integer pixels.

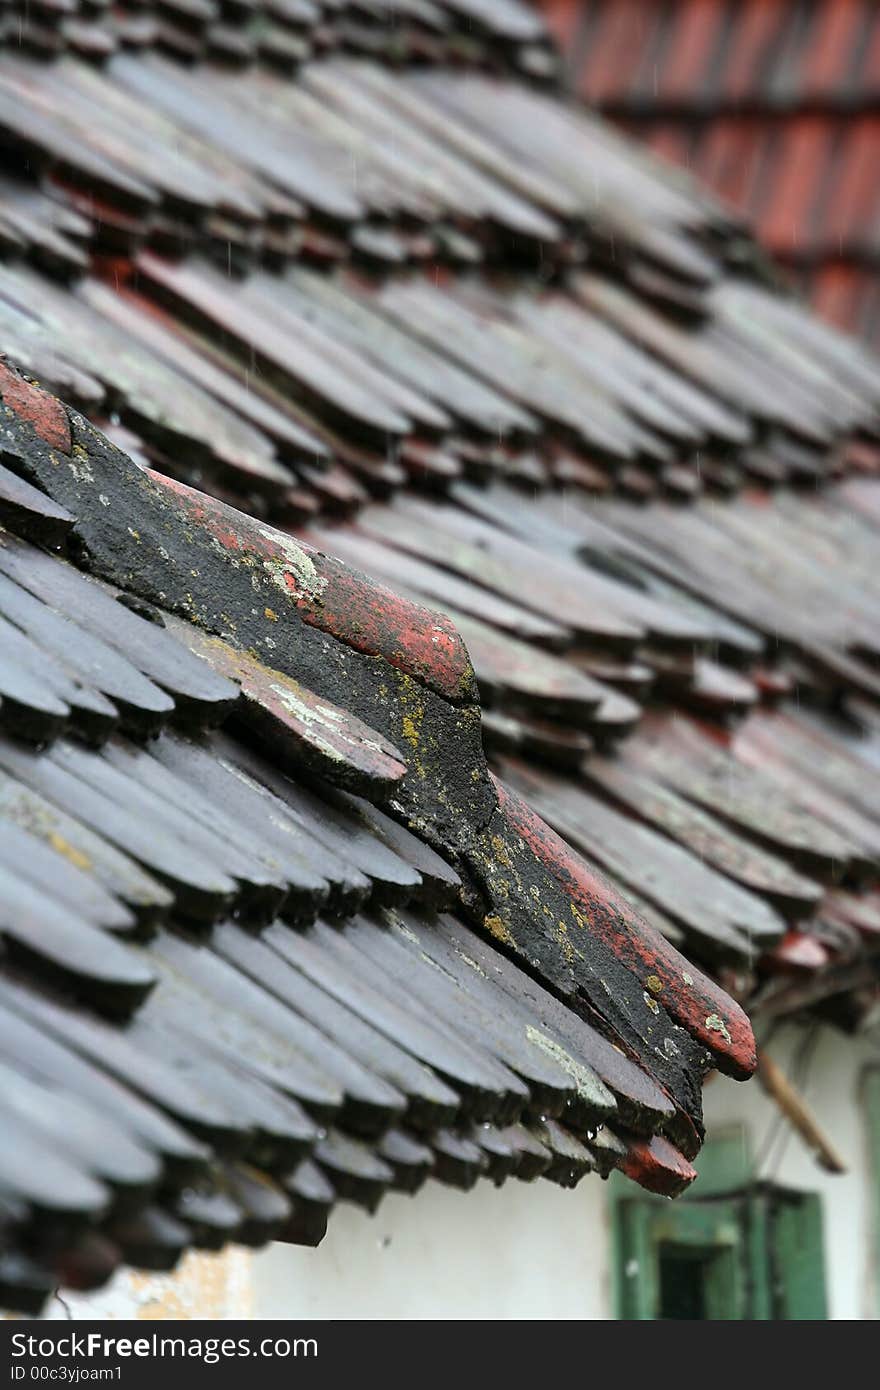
[
  {"left": 146, "top": 473, "right": 477, "bottom": 704},
  {"left": 493, "top": 776, "right": 758, "bottom": 1080},
  {"left": 0, "top": 360, "right": 71, "bottom": 453},
  {"left": 617, "top": 1132, "right": 697, "bottom": 1196}
]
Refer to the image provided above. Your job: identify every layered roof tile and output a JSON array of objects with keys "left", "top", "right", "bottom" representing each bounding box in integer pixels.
[{"left": 0, "top": 0, "right": 878, "bottom": 1315}]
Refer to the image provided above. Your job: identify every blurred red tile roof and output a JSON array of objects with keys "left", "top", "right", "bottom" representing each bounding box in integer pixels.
[{"left": 539, "top": 0, "right": 880, "bottom": 346}]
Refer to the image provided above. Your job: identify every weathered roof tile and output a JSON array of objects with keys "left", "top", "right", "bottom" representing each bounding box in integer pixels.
[{"left": 0, "top": 1, "right": 877, "bottom": 1312}]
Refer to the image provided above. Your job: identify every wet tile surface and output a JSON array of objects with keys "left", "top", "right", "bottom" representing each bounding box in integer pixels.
[{"left": 0, "top": 1, "right": 877, "bottom": 1313}]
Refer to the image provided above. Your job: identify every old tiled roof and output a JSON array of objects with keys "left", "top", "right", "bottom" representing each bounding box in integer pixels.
[
  {"left": 540, "top": 0, "right": 880, "bottom": 348},
  {"left": 0, "top": 0, "right": 878, "bottom": 1315}
]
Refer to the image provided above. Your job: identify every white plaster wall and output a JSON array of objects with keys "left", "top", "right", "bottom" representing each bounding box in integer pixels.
[
  {"left": 41, "top": 1024, "right": 880, "bottom": 1321},
  {"left": 252, "top": 1170, "right": 612, "bottom": 1320}
]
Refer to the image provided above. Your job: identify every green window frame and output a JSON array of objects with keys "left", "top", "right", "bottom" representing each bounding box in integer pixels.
[{"left": 612, "top": 1129, "right": 828, "bottom": 1320}]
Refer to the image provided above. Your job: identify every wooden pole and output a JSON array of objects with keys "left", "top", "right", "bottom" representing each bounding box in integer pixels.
[{"left": 756, "top": 1049, "right": 847, "bottom": 1175}]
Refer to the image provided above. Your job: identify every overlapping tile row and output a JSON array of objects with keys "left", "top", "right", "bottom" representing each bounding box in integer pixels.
[
  {"left": 0, "top": 0, "right": 557, "bottom": 76},
  {"left": 317, "top": 470, "right": 880, "bottom": 1003},
  {"left": 0, "top": 49, "right": 734, "bottom": 281},
  {"left": 538, "top": 0, "right": 880, "bottom": 346},
  {"left": 0, "top": 11, "right": 878, "bottom": 1318},
  {"left": 0, "top": 361, "right": 763, "bottom": 1313},
  {"left": 2, "top": 230, "right": 878, "bottom": 523},
  {"left": 0, "top": 40, "right": 877, "bottom": 514}
]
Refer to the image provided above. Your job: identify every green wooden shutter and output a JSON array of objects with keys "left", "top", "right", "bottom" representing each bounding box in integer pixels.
[
  {"left": 615, "top": 1196, "right": 748, "bottom": 1319},
  {"left": 765, "top": 1190, "right": 827, "bottom": 1319},
  {"left": 613, "top": 1130, "right": 829, "bottom": 1319}
]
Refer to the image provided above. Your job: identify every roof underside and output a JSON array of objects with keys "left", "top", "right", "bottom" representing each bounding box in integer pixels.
[{"left": 0, "top": 0, "right": 878, "bottom": 1316}]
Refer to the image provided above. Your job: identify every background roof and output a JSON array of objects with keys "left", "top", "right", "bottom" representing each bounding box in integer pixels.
[{"left": 539, "top": 0, "right": 880, "bottom": 348}]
